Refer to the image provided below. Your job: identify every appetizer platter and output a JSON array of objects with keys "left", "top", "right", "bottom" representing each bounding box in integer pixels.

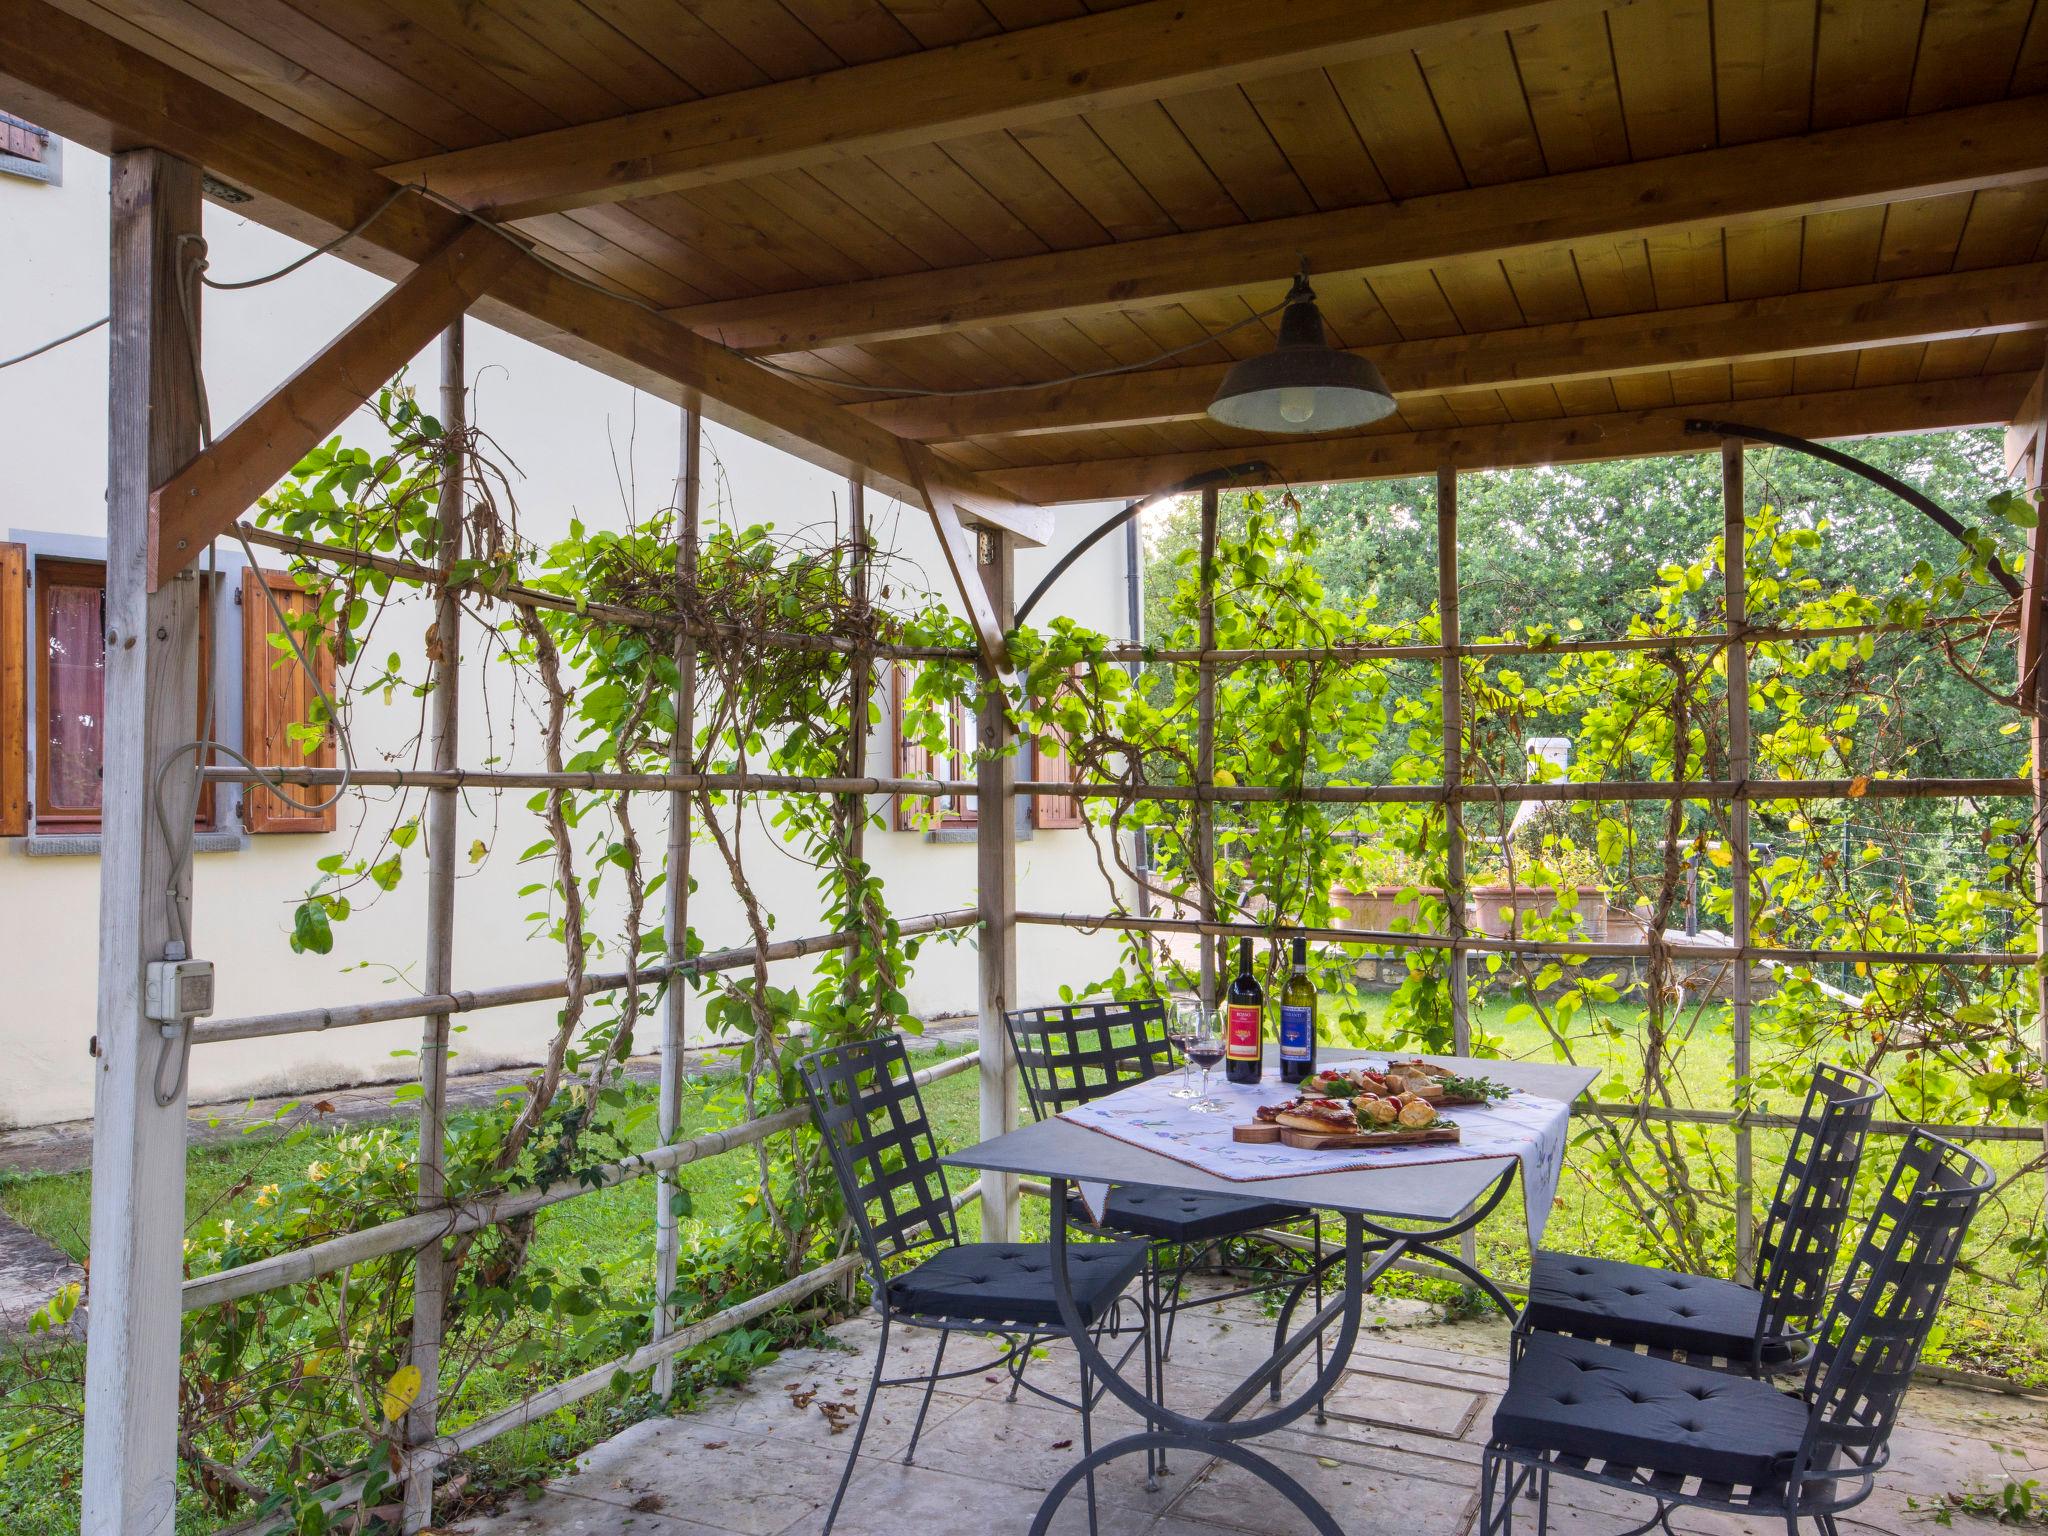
[
  {"left": 1234, "top": 1088, "right": 1461, "bottom": 1149},
  {"left": 1297, "top": 1059, "right": 1512, "bottom": 1110}
]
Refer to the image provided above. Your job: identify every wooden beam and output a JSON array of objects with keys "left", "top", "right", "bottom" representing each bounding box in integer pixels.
[
  {"left": 976, "top": 373, "right": 2034, "bottom": 503},
  {"left": 82, "top": 146, "right": 203, "bottom": 1536},
  {"left": 676, "top": 94, "right": 2048, "bottom": 355},
  {"left": 148, "top": 225, "right": 517, "bottom": 588},
  {"left": 853, "top": 262, "right": 2048, "bottom": 443},
  {"left": 907, "top": 445, "right": 1010, "bottom": 671},
  {"left": 0, "top": 0, "right": 1050, "bottom": 544},
  {"left": 974, "top": 531, "right": 1020, "bottom": 1243},
  {"left": 2014, "top": 363, "right": 2048, "bottom": 703},
  {"left": 382, "top": 0, "right": 1602, "bottom": 219}
]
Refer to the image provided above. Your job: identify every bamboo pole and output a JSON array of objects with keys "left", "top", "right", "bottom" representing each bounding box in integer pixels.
[
  {"left": 1011, "top": 909, "right": 2036, "bottom": 966},
  {"left": 402, "top": 320, "right": 464, "bottom": 1532},
  {"left": 1436, "top": 469, "right": 1478, "bottom": 1273},
  {"left": 841, "top": 477, "right": 871, "bottom": 1300},
  {"left": 233, "top": 521, "right": 973, "bottom": 661},
  {"left": 184, "top": 1049, "right": 982, "bottom": 1313},
  {"left": 188, "top": 909, "right": 979, "bottom": 1044},
  {"left": 977, "top": 529, "right": 1022, "bottom": 1241},
  {"left": 1196, "top": 486, "right": 1220, "bottom": 1008},
  {"left": 1091, "top": 610, "right": 2012, "bottom": 665},
  {"left": 1725, "top": 439, "right": 1757, "bottom": 1281},
  {"left": 653, "top": 408, "right": 699, "bottom": 1399}
]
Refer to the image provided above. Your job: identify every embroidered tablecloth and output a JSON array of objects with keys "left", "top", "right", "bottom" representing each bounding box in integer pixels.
[{"left": 1060, "top": 1070, "right": 1570, "bottom": 1245}]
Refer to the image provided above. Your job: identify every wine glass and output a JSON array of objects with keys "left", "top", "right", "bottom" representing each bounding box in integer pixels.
[
  {"left": 1183, "top": 1014, "right": 1228, "bottom": 1114},
  {"left": 1167, "top": 998, "right": 1206, "bottom": 1098}
]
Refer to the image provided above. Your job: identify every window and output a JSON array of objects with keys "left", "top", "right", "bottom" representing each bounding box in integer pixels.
[
  {"left": 1, "top": 554, "right": 329, "bottom": 839},
  {"left": 893, "top": 665, "right": 976, "bottom": 832},
  {"left": 0, "top": 112, "right": 60, "bottom": 186},
  {"left": 891, "top": 665, "right": 1085, "bottom": 834},
  {"left": 32, "top": 558, "right": 213, "bottom": 831}
]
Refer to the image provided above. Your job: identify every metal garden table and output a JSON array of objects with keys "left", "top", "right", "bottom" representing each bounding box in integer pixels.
[{"left": 943, "top": 1050, "right": 1599, "bottom": 1536}]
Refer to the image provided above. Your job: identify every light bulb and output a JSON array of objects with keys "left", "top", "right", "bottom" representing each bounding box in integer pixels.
[{"left": 1277, "top": 387, "right": 1317, "bottom": 425}]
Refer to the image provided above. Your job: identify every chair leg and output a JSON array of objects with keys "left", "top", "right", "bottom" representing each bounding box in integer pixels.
[
  {"left": 1008, "top": 1330, "right": 1035, "bottom": 1402},
  {"left": 1140, "top": 1255, "right": 1162, "bottom": 1491},
  {"left": 903, "top": 1328, "right": 948, "bottom": 1465},
  {"left": 823, "top": 1314, "right": 890, "bottom": 1536},
  {"left": 1478, "top": 1446, "right": 1508, "bottom": 1536}
]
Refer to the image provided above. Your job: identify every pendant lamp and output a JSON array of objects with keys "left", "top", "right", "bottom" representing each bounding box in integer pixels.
[{"left": 1206, "top": 270, "right": 1396, "bottom": 434}]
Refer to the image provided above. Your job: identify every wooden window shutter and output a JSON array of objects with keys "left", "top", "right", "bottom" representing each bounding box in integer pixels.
[
  {"left": 0, "top": 544, "right": 25, "bottom": 836},
  {"left": 241, "top": 567, "right": 336, "bottom": 833},
  {"left": 1032, "top": 665, "right": 1085, "bottom": 829},
  {"left": 892, "top": 664, "right": 935, "bottom": 831}
]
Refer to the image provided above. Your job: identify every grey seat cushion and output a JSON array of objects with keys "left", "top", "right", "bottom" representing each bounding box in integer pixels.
[
  {"left": 1526, "top": 1250, "right": 1790, "bottom": 1364},
  {"left": 1494, "top": 1333, "right": 1812, "bottom": 1489},
  {"left": 1101, "top": 1185, "right": 1307, "bottom": 1244},
  {"left": 885, "top": 1241, "right": 1147, "bottom": 1328}
]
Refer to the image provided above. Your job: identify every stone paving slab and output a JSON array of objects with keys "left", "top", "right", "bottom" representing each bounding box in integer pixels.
[{"left": 451, "top": 1283, "right": 2043, "bottom": 1536}]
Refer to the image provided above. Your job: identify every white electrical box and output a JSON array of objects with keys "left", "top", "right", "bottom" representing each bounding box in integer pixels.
[{"left": 145, "top": 957, "right": 216, "bottom": 1024}]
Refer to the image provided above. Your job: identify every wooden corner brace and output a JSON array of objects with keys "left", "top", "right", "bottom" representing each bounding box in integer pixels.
[
  {"left": 148, "top": 221, "right": 522, "bottom": 589},
  {"left": 905, "top": 444, "right": 1011, "bottom": 672}
]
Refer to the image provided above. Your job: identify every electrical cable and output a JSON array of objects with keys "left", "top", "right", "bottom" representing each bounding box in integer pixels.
[{"left": 0, "top": 314, "right": 110, "bottom": 371}]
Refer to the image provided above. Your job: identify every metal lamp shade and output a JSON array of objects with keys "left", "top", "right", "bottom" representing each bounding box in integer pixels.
[{"left": 1206, "top": 279, "right": 1397, "bottom": 434}]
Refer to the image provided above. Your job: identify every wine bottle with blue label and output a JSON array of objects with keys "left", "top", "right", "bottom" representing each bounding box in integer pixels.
[{"left": 1278, "top": 935, "right": 1317, "bottom": 1084}]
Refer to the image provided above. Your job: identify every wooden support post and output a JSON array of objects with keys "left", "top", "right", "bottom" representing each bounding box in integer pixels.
[
  {"left": 653, "top": 409, "right": 700, "bottom": 1398},
  {"left": 1436, "top": 469, "right": 1476, "bottom": 1270},
  {"left": 1196, "top": 487, "right": 1220, "bottom": 1008},
  {"left": 82, "top": 147, "right": 204, "bottom": 1536},
  {"left": 1724, "top": 439, "right": 1757, "bottom": 1280},
  {"left": 977, "top": 529, "right": 1022, "bottom": 1242},
  {"left": 845, "top": 477, "right": 871, "bottom": 967},
  {"left": 402, "top": 321, "right": 465, "bottom": 1532}
]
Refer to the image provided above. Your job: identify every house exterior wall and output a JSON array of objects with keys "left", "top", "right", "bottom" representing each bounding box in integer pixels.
[{"left": 0, "top": 143, "right": 1139, "bottom": 1128}]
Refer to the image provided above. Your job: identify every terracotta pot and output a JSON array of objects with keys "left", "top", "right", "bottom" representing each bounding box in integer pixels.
[
  {"left": 1472, "top": 884, "right": 1608, "bottom": 939},
  {"left": 1334, "top": 885, "right": 1446, "bottom": 934}
]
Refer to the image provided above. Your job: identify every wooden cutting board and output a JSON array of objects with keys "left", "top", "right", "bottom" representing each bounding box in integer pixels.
[{"left": 1233, "top": 1123, "right": 1461, "bottom": 1149}]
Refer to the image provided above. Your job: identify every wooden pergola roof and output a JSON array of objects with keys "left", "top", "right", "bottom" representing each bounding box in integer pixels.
[{"left": 7, "top": 0, "right": 2046, "bottom": 521}]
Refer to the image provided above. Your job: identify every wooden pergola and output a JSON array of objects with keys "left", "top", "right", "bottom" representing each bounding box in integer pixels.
[{"left": 6, "top": 2, "right": 2048, "bottom": 1532}]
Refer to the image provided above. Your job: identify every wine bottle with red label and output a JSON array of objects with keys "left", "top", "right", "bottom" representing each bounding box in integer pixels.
[
  {"left": 1224, "top": 936, "right": 1263, "bottom": 1083},
  {"left": 1278, "top": 935, "right": 1317, "bottom": 1084}
]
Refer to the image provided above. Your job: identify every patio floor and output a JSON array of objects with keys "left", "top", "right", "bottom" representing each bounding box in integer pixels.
[{"left": 450, "top": 1282, "right": 2047, "bottom": 1536}]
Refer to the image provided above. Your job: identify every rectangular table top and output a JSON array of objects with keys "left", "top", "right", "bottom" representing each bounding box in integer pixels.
[{"left": 942, "top": 1050, "right": 1599, "bottom": 1225}]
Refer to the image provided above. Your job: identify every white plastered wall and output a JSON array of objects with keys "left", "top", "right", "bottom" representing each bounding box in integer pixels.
[{"left": 0, "top": 145, "right": 1138, "bottom": 1127}]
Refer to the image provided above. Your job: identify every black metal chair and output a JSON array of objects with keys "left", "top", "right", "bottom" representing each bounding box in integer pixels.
[
  {"left": 1481, "top": 1128, "right": 1995, "bottom": 1536},
  {"left": 1004, "top": 1001, "right": 1321, "bottom": 1452},
  {"left": 1521, "top": 1062, "right": 1884, "bottom": 1374},
  {"left": 798, "top": 1033, "right": 1148, "bottom": 1536}
]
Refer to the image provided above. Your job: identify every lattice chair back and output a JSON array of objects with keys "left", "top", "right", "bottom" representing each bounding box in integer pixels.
[
  {"left": 798, "top": 1035, "right": 961, "bottom": 1282},
  {"left": 1005, "top": 999, "right": 1174, "bottom": 1120},
  {"left": 1750, "top": 1062, "right": 1885, "bottom": 1343},
  {"left": 1795, "top": 1130, "right": 1992, "bottom": 1480}
]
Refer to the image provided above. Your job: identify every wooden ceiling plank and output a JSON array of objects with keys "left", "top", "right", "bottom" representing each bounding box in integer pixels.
[
  {"left": 1798, "top": 205, "right": 1887, "bottom": 290},
  {"left": 283, "top": 0, "right": 566, "bottom": 141},
  {"left": 804, "top": 158, "right": 993, "bottom": 266},
  {"left": 876, "top": 0, "right": 1005, "bottom": 49},
  {"left": 777, "top": 0, "right": 923, "bottom": 64},
  {"left": 1909, "top": 0, "right": 2038, "bottom": 113},
  {"left": 1159, "top": 85, "right": 1315, "bottom": 223},
  {"left": 479, "top": 0, "right": 693, "bottom": 113},
  {"left": 2015, "top": 0, "right": 2048, "bottom": 92},
  {"left": 1711, "top": 0, "right": 1817, "bottom": 145},
  {"left": 1082, "top": 100, "right": 1246, "bottom": 232},
  {"left": 1723, "top": 217, "right": 1804, "bottom": 300},
  {"left": 383, "top": 0, "right": 1598, "bottom": 216},
  {"left": 689, "top": 0, "right": 847, "bottom": 78},
  {"left": 864, "top": 141, "right": 1051, "bottom": 259},
  {"left": 980, "top": 373, "right": 2035, "bottom": 501},
  {"left": 1955, "top": 182, "right": 2048, "bottom": 268},
  {"left": 1507, "top": 9, "right": 1629, "bottom": 174},
  {"left": 1238, "top": 67, "right": 1391, "bottom": 211},
  {"left": 845, "top": 259, "right": 2048, "bottom": 440},
  {"left": 1811, "top": 0, "right": 1924, "bottom": 129},
  {"left": 576, "top": 0, "right": 771, "bottom": 95},
  {"left": 1853, "top": 342, "right": 1934, "bottom": 388},
  {"left": 1432, "top": 254, "right": 1529, "bottom": 333},
  {"left": 0, "top": 0, "right": 1048, "bottom": 540},
  {"left": 1325, "top": 51, "right": 1469, "bottom": 197},
  {"left": 1644, "top": 226, "right": 1726, "bottom": 308},
  {"left": 150, "top": 225, "right": 522, "bottom": 587},
  {"left": 1872, "top": 191, "right": 1976, "bottom": 279},
  {"left": 184, "top": 0, "right": 501, "bottom": 152},
  {"left": 395, "top": 0, "right": 631, "bottom": 125},
  {"left": 1569, "top": 235, "right": 1657, "bottom": 314},
  {"left": 674, "top": 94, "right": 2048, "bottom": 352},
  {"left": 1007, "top": 115, "right": 1178, "bottom": 241},
  {"left": 1500, "top": 246, "right": 1593, "bottom": 324},
  {"left": 1416, "top": 29, "right": 1549, "bottom": 186},
  {"left": 1604, "top": 0, "right": 1716, "bottom": 158},
  {"left": 939, "top": 129, "right": 1109, "bottom": 250}
]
